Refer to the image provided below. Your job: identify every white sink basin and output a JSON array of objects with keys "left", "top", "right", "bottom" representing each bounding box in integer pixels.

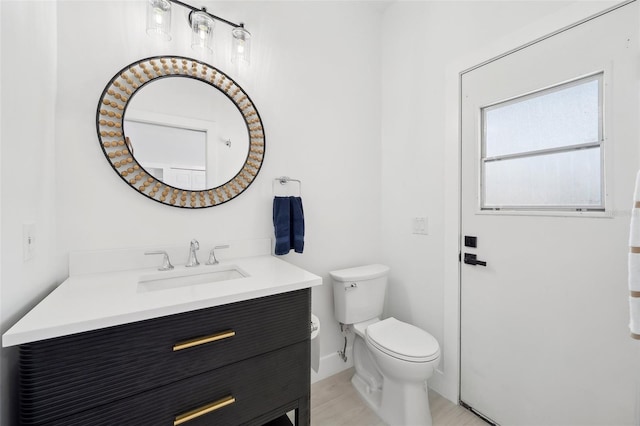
[{"left": 138, "top": 266, "right": 248, "bottom": 292}]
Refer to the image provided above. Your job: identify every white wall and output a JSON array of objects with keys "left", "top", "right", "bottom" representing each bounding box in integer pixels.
[
  {"left": 54, "top": 0, "right": 383, "bottom": 389},
  {"left": 380, "top": 0, "right": 579, "bottom": 397},
  {"left": 1, "top": 2, "right": 3, "bottom": 417},
  {"left": 1, "top": 2, "right": 3, "bottom": 416},
  {"left": 0, "top": 1, "right": 383, "bottom": 423},
  {"left": 0, "top": 2, "right": 66, "bottom": 424},
  {"left": 380, "top": 0, "right": 631, "bottom": 408}
]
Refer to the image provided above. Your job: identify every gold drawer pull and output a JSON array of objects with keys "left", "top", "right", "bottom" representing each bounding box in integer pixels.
[
  {"left": 174, "top": 395, "right": 236, "bottom": 425},
  {"left": 173, "top": 330, "right": 236, "bottom": 351}
]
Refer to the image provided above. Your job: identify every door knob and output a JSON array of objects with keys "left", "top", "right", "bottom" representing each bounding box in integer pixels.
[{"left": 464, "top": 253, "right": 487, "bottom": 267}]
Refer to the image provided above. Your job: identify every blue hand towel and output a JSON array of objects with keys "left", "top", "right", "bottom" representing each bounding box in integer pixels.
[
  {"left": 273, "top": 196, "right": 291, "bottom": 255},
  {"left": 290, "top": 196, "right": 305, "bottom": 253}
]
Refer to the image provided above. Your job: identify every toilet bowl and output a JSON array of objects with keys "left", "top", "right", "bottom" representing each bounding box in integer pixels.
[
  {"left": 366, "top": 317, "right": 440, "bottom": 426},
  {"left": 330, "top": 265, "right": 441, "bottom": 426}
]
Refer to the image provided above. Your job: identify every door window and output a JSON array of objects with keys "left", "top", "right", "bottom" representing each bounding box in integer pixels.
[{"left": 481, "top": 73, "right": 603, "bottom": 211}]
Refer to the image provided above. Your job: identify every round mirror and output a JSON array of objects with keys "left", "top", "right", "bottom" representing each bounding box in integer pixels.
[{"left": 96, "top": 56, "right": 265, "bottom": 208}]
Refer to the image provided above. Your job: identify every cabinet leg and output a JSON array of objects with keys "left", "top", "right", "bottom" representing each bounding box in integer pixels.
[{"left": 295, "top": 394, "right": 310, "bottom": 426}]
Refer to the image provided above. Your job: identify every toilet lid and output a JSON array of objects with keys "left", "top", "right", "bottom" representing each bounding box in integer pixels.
[{"left": 366, "top": 317, "right": 440, "bottom": 362}]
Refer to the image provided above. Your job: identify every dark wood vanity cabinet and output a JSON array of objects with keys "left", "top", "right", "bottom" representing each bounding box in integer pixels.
[{"left": 19, "top": 289, "right": 311, "bottom": 426}]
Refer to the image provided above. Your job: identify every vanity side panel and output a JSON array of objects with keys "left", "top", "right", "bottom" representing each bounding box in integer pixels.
[
  {"left": 297, "top": 288, "right": 311, "bottom": 426},
  {"left": 19, "top": 289, "right": 310, "bottom": 425}
]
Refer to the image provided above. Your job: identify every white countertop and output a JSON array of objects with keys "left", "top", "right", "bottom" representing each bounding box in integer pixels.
[{"left": 3, "top": 255, "right": 322, "bottom": 347}]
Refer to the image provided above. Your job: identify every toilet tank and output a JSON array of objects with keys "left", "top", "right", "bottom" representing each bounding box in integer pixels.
[{"left": 330, "top": 264, "right": 390, "bottom": 325}]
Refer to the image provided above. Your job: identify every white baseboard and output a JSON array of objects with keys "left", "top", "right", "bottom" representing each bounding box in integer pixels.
[
  {"left": 311, "top": 348, "right": 353, "bottom": 384},
  {"left": 428, "top": 367, "right": 458, "bottom": 404}
]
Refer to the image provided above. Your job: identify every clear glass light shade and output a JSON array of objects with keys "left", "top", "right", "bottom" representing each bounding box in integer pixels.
[
  {"left": 232, "top": 26, "right": 251, "bottom": 65},
  {"left": 191, "top": 11, "right": 215, "bottom": 53},
  {"left": 146, "top": 0, "right": 172, "bottom": 41}
]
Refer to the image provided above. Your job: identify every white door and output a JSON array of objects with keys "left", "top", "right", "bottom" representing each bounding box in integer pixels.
[{"left": 460, "top": 3, "right": 639, "bottom": 425}]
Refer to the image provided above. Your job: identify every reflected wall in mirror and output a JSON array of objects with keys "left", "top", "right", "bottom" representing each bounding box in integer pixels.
[{"left": 96, "top": 56, "right": 265, "bottom": 208}]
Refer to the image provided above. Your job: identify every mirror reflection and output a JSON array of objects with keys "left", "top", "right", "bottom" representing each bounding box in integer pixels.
[
  {"left": 123, "top": 77, "right": 249, "bottom": 190},
  {"left": 97, "top": 56, "right": 264, "bottom": 208}
]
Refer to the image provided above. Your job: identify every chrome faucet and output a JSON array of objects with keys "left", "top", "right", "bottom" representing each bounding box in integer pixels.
[
  {"left": 144, "top": 250, "right": 174, "bottom": 271},
  {"left": 186, "top": 239, "right": 200, "bottom": 267},
  {"left": 206, "top": 244, "right": 230, "bottom": 265}
]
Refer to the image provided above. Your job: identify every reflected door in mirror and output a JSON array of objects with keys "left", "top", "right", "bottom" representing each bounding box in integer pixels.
[{"left": 125, "top": 120, "right": 207, "bottom": 191}]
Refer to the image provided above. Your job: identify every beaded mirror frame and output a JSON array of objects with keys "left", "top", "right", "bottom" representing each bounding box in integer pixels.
[{"left": 96, "top": 56, "right": 265, "bottom": 208}]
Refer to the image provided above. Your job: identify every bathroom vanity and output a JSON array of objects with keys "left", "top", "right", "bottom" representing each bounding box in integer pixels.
[{"left": 4, "top": 240, "right": 321, "bottom": 426}]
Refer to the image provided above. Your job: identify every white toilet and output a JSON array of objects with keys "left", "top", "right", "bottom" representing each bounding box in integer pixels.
[{"left": 331, "top": 264, "right": 440, "bottom": 426}]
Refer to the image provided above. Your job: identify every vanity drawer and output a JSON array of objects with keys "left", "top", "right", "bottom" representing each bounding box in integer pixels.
[
  {"left": 20, "top": 289, "right": 310, "bottom": 425},
  {"left": 46, "top": 341, "right": 310, "bottom": 426}
]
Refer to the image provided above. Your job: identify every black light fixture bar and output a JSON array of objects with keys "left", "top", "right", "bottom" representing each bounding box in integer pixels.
[{"left": 167, "top": 0, "right": 244, "bottom": 29}]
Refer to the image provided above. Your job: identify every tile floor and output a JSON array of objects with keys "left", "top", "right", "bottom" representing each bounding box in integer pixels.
[{"left": 310, "top": 368, "right": 487, "bottom": 426}]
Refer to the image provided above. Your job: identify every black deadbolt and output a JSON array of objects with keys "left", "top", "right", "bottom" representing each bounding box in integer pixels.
[{"left": 464, "top": 236, "right": 477, "bottom": 248}]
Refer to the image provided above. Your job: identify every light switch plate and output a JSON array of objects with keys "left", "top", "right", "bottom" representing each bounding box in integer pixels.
[{"left": 412, "top": 217, "right": 428, "bottom": 235}]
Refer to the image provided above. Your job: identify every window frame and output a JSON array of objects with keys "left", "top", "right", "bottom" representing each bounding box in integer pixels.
[{"left": 479, "top": 72, "right": 605, "bottom": 213}]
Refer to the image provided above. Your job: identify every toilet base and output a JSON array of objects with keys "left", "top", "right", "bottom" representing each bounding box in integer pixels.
[
  {"left": 352, "top": 372, "right": 432, "bottom": 426},
  {"left": 351, "top": 373, "right": 382, "bottom": 411},
  {"left": 378, "top": 376, "right": 432, "bottom": 426}
]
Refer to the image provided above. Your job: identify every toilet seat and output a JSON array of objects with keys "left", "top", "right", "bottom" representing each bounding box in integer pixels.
[
  {"left": 366, "top": 317, "right": 440, "bottom": 362},
  {"left": 353, "top": 318, "right": 381, "bottom": 338}
]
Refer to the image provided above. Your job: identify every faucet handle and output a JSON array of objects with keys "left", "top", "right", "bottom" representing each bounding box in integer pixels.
[
  {"left": 206, "top": 245, "right": 230, "bottom": 265},
  {"left": 145, "top": 250, "right": 174, "bottom": 271},
  {"left": 186, "top": 239, "right": 200, "bottom": 267}
]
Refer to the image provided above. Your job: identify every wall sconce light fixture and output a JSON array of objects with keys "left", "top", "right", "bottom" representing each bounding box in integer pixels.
[
  {"left": 146, "top": 0, "right": 251, "bottom": 63},
  {"left": 190, "top": 9, "right": 215, "bottom": 53},
  {"left": 231, "top": 25, "right": 251, "bottom": 65},
  {"left": 146, "top": 0, "right": 172, "bottom": 41}
]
